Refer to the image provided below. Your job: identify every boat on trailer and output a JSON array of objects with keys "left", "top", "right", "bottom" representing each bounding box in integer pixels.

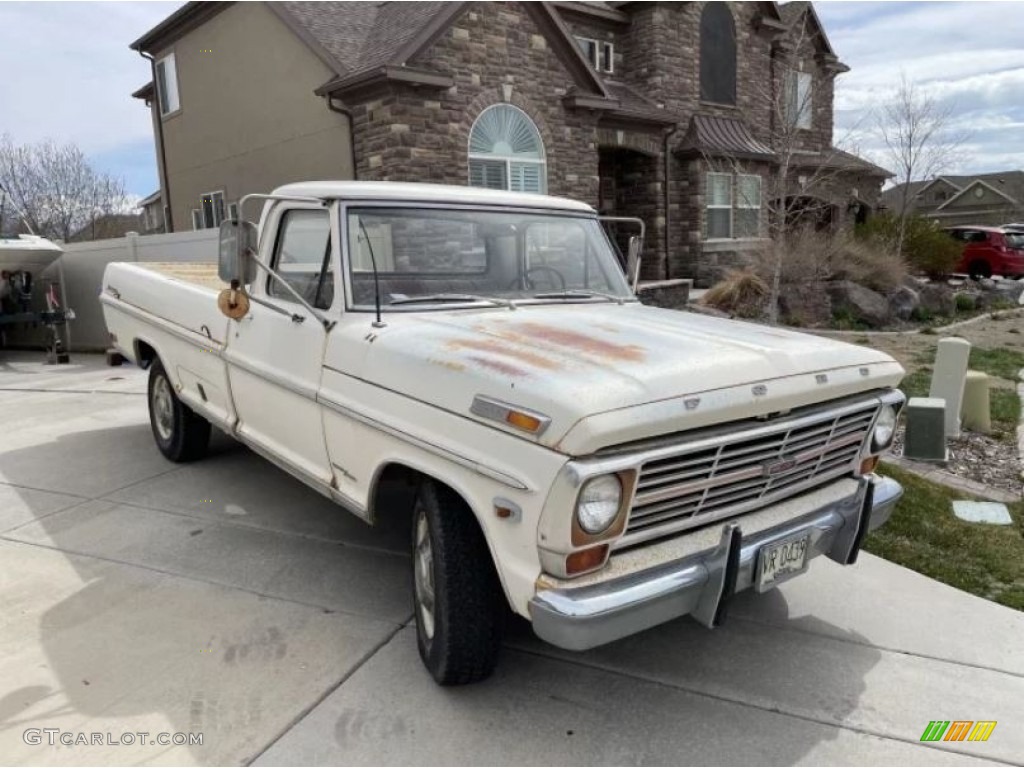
[
  {"left": 0, "top": 234, "right": 64, "bottom": 272},
  {"left": 0, "top": 235, "right": 73, "bottom": 363}
]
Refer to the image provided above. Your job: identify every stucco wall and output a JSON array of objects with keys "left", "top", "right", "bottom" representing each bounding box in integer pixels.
[{"left": 153, "top": 2, "right": 353, "bottom": 231}]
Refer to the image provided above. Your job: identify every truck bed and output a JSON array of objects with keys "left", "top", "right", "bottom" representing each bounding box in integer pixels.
[{"left": 136, "top": 262, "right": 225, "bottom": 292}]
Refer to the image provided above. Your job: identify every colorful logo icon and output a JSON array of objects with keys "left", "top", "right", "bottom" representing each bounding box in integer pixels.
[{"left": 920, "top": 721, "right": 996, "bottom": 742}]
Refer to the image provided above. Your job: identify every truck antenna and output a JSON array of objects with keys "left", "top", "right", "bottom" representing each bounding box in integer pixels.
[{"left": 357, "top": 216, "right": 386, "bottom": 328}]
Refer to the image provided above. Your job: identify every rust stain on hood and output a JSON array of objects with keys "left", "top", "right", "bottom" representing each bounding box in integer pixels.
[
  {"left": 506, "top": 322, "right": 646, "bottom": 362},
  {"left": 445, "top": 337, "right": 561, "bottom": 371}
]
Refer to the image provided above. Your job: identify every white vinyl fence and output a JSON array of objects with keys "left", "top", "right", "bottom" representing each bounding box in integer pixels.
[{"left": 4, "top": 229, "right": 218, "bottom": 352}]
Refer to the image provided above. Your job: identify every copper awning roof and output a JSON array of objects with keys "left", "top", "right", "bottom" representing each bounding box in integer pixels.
[{"left": 678, "top": 114, "right": 776, "bottom": 161}]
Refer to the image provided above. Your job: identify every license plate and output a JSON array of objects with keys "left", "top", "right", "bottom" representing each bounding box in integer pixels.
[{"left": 756, "top": 534, "right": 810, "bottom": 591}]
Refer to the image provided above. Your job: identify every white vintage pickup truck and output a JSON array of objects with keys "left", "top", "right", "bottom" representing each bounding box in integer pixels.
[{"left": 101, "top": 181, "right": 905, "bottom": 685}]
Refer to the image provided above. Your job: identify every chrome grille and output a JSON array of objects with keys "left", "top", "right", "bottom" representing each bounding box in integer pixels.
[{"left": 620, "top": 401, "right": 879, "bottom": 548}]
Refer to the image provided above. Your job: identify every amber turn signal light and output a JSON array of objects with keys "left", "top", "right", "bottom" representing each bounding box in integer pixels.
[
  {"left": 506, "top": 410, "right": 542, "bottom": 433},
  {"left": 859, "top": 455, "right": 880, "bottom": 475},
  {"left": 565, "top": 544, "right": 609, "bottom": 575}
]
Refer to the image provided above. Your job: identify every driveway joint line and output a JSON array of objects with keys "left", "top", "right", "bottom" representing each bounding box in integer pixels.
[
  {"left": 0, "top": 497, "right": 97, "bottom": 537},
  {"left": 0, "top": 479, "right": 90, "bottom": 500},
  {"left": 94, "top": 497, "right": 410, "bottom": 559},
  {"left": 0, "top": 535, "right": 410, "bottom": 624},
  {"left": 730, "top": 613, "right": 1024, "bottom": 680},
  {"left": 0, "top": 387, "right": 145, "bottom": 395},
  {"left": 243, "top": 621, "right": 409, "bottom": 766},
  {"left": 509, "top": 645, "right": 1021, "bottom": 767}
]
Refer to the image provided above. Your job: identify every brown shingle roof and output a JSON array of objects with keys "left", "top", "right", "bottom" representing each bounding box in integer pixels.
[{"left": 279, "top": 1, "right": 454, "bottom": 74}]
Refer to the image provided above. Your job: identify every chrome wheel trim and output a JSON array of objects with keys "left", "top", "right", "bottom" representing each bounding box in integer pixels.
[
  {"left": 414, "top": 508, "right": 436, "bottom": 641},
  {"left": 151, "top": 374, "right": 175, "bottom": 442}
]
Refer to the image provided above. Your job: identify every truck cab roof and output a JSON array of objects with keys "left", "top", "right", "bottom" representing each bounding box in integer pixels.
[{"left": 272, "top": 181, "right": 595, "bottom": 214}]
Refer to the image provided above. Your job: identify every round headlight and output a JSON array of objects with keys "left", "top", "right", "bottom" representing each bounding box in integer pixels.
[
  {"left": 872, "top": 405, "right": 897, "bottom": 450},
  {"left": 576, "top": 475, "right": 623, "bottom": 534}
]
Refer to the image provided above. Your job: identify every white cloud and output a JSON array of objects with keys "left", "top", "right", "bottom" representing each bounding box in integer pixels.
[
  {"left": 818, "top": 1, "right": 1024, "bottom": 176},
  {"left": 0, "top": 1, "right": 181, "bottom": 153}
]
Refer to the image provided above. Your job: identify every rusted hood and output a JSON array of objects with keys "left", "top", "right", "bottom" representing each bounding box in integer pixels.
[{"left": 349, "top": 303, "right": 903, "bottom": 454}]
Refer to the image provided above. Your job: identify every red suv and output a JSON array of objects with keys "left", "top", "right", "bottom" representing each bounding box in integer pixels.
[{"left": 945, "top": 226, "right": 1024, "bottom": 279}]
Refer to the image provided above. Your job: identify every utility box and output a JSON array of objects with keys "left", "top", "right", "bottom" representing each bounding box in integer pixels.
[
  {"left": 904, "top": 397, "right": 948, "bottom": 463},
  {"left": 929, "top": 337, "right": 971, "bottom": 437}
]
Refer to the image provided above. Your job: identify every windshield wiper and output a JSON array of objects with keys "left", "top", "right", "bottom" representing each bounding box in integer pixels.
[
  {"left": 388, "top": 293, "right": 517, "bottom": 309},
  {"left": 532, "top": 289, "right": 627, "bottom": 305}
]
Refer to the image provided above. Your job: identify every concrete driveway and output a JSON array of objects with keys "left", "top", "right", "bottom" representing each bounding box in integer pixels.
[{"left": 1, "top": 351, "right": 1021, "bottom": 766}]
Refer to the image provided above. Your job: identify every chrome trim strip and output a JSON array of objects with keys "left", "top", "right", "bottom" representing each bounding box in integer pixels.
[
  {"left": 470, "top": 395, "right": 552, "bottom": 437},
  {"left": 234, "top": 427, "right": 367, "bottom": 518},
  {"left": 100, "top": 293, "right": 224, "bottom": 351},
  {"left": 318, "top": 393, "right": 530, "bottom": 491},
  {"left": 223, "top": 349, "right": 319, "bottom": 401}
]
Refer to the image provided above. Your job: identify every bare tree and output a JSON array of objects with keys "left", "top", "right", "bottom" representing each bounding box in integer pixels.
[
  {"left": 0, "top": 134, "right": 129, "bottom": 241},
  {"left": 875, "top": 73, "right": 968, "bottom": 253},
  {"left": 704, "top": 11, "right": 865, "bottom": 323}
]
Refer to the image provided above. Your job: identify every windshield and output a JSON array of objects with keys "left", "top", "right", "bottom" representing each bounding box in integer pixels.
[
  {"left": 344, "top": 207, "right": 633, "bottom": 310},
  {"left": 1005, "top": 232, "right": 1024, "bottom": 249}
]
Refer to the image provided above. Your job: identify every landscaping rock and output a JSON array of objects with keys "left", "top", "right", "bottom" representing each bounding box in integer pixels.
[
  {"left": 826, "top": 280, "right": 891, "bottom": 327},
  {"left": 917, "top": 282, "right": 956, "bottom": 317},
  {"left": 778, "top": 288, "right": 832, "bottom": 327},
  {"left": 993, "top": 280, "right": 1024, "bottom": 304},
  {"left": 888, "top": 285, "right": 920, "bottom": 321}
]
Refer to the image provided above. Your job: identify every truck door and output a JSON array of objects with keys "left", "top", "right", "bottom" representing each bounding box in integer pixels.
[{"left": 225, "top": 204, "right": 334, "bottom": 486}]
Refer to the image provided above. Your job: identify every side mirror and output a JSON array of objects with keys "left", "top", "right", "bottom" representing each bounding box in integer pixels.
[
  {"left": 626, "top": 235, "right": 643, "bottom": 293},
  {"left": 218, "top": 219, "right": 258, "bottom": 285}
]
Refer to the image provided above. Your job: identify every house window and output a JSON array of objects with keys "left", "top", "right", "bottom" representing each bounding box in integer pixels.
[
  {"left": 200, "top": 191, "right": 225, "bottom": 228},
  {"left": 191, "top": 209, "right": 202, "bottom": 231},
  {"left": 705, "top": 173, "right": 762, "bottom": 239},
  {"left": 468, "top": 104, "right": 546, "bottom": 194},
  {"left": 705, "top": 172, "right": 733, "bottom": 239},
  {"left": 735, "top": 174, "right": 762, "bottom": 238},
  {"left": 575, "top": 36, "right": 613, "bottom": 73},
  {"left": 155, "top": 53, "right": 180, "bottom": 117},
  {"left": 786, "top": 70, "right": 813, "bottom": 130},
  {"left": 700, "top": 4, "right": 736, "bottom": 105},
  {"left": 228, "top": 202, "right": 239, "bottom": 222}
]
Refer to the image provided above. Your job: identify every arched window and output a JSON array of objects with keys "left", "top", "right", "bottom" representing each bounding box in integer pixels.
[
  {"left": 468, "top": 104, "right": 547, "bottom": 194},
  {"left": 700, "top": 3, "right": 737, "bottom": 105}
]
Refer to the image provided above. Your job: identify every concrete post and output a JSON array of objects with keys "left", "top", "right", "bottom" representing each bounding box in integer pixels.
[
  {"left": 929, "top": 337, "right": 971, "bottom": 438},
  {"left": 961, "top": 371, "right": 991, "bottom": 434}
]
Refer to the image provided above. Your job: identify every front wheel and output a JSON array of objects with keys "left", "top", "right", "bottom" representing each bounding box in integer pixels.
[
  {"left": 968, "top": 260, "right": 992, "bottom": 280},
  {"left": 412, "top": 480, "right": 504, "bottom": 685},
  {"left": 148, "top": 359, "right": 211, "bottom": 462}
]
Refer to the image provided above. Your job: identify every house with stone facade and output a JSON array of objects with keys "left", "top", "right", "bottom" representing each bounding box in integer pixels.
[{"left": 131, "top": 0, "right": 888, "bottom": 286}]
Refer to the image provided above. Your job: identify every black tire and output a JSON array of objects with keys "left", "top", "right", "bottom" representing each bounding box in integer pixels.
[
  {"left": 412, "top": 480, "right": 504, "bottom": 685},
  {"left": 968, "top": 260, "right": 992, "bottom": 280},
  {"left": 147, "top": 359, "right": 211, "bottom": 462}
]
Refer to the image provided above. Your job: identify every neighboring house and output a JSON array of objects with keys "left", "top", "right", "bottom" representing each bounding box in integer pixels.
[
  {"left": 131, "top": 0, "right": 887, "bottom": 285},
  {"left": 881, "top": 171, "right": 1024, "bottom": 228},
  {"left": 137, "top": 190, "right": 165, "bottom": 234}
]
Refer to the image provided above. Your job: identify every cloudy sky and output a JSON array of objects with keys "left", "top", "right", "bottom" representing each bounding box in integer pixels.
[{"left": 0, "top": 1, "right": 1021, "bottom": 199}]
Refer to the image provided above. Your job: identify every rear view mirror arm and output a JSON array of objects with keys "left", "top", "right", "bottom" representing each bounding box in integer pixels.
[{"left": 250, "top": 258, "right": 335, "bottom": 330}]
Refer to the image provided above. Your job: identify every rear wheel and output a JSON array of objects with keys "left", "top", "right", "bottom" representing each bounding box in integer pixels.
[
  {"left": 148, "top": 359, "right": 211, "bottom": 462},
  {"left": 412, "top": 480, "right": 504, "bottom": 685},
  {"left": 968, "top": 260, "right": 992, "bottom": 280}
]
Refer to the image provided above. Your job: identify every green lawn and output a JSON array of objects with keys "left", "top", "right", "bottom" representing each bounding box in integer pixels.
[{"left": 866, "top": 465, "right": 1024, "bottom": 611}]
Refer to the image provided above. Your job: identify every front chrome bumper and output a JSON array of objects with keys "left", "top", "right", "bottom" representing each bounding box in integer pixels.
[{"left": 529, "top": 474, "right": 902, "bottom": 651}]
